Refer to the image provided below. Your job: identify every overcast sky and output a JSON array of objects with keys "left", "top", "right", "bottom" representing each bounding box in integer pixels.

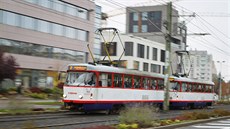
[{"left": 95, "top": 0, "right": 230, "bottom": 81}]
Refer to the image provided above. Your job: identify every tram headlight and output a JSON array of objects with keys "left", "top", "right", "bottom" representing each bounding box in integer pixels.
[
  {"left": 63, "top": 94, "right": 67, "bottom": 98},
  {"left": 79, "top": 95, "right": 83, "bottom": 99}
]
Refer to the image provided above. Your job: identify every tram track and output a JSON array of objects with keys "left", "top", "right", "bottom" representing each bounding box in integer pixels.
[
  {"left": 29, "top": 119, "right": 118, "bottom": 129},
  {"left": 0, "top": 105, "right": 228, "bottom": 129}
]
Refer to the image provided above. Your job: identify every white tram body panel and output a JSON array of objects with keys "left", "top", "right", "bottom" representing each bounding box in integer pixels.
[
  {"left": 64, "top": 87, "right": 164, "bottom": 102},
  {"left": 63, "top": 63, "right": 215, "bottom": 111},
  {"left": 169, "top": 92, "right": 215, "bottom": 103}
]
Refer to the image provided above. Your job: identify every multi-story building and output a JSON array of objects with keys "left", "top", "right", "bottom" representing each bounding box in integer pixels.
[
  {"left": 126, "top": 5, "right": 187, "bottom": 74},
  {"left": 126, "top": 5, "right": 187, "bottom": 45},
  {"left": 183, "top": 50, "right": 213, "bottom": 81},
  {"left": 100, "top": 34, "right": 165, "bottom": 74},
  {"left": 0, "top": 0, "right": 99, "bottom": 88}
]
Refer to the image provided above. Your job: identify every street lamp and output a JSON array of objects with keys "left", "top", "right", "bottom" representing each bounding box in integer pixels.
[{"left": 217, "top": 61, "right": 225, "bottom": 100}]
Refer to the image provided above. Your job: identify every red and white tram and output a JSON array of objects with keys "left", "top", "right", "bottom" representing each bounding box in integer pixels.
[{"left": 62, "top": 63, "right": 215, "bottom": 112}]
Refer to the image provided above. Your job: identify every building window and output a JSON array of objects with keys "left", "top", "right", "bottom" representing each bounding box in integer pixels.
[
  {"left": 151, "top": 64, "right": 161, "bottom": 73},
  {"left": 25, "top": 0, "right": 88, "bottom": 20},
  {"left": 133, "top": 61, "right": 139, "bottom": 70},
  {"left": 141, "top": 25, "right": 147, "bottom": 32},
  {"left": 3, "top": 11, "right": 17, "bottom": 26},
  {"left": 142, "top": 12, "right": 148, "bottom": 21},
  {"left": 52, "top": 24, "right": 64, "bottom": 36},
  {"left": 125, "top": 42, "right": 133, "bottom": 56},
  {"left": 0, "top": 9, "right": 89, "bottom": 41},
  {"left": 66, "top": 4, "right": 77, "bottom": 16},
  {"left": 148, "top": 11, "right": 162, "bottom": 32},
  {"left": 137, "top": 44, "right": 144, "bottom": 58},
  {"left": 133, "top": 25, "right": 138, "bottom": 33},
  {"left": 0, "top": 38, "right": 86, "bottom": 63},
  {"left": 101, "top": 42, "right": 117, "bottom": 56},
  {"left": 160, "top": 50, "right": 165, "bottom": 62},
  {"left": 38, "top": 0, "right": 51, "bottom": 8},
  {"left": 53, "top": 1, "right": 65, "bottom": 12},
  {"left": 38, "top": 20, "right": 50, "bottom": 33},
  {"left": 146, "top": 46, "right": 149, "bottom": 59},
  {"left": 152, "top": 47, "right": 157, "bottom": 61},
  {"left": 78, "top": 30, "right": 87, "bottom": 41},
  {"left": 133, "top": 12, "right": 138, "bottom": 21},
  {"left": 143, "top": 62, "right": 149, "bottom": 72},
  {"left": 65, "top": 27, "right": 76, "bottom": 39}
]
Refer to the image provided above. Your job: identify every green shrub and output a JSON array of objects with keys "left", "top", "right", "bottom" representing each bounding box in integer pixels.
[
  {"left": 41, "top": 88, "right": 53, "bottom": 94},
  {"left": 0, "top": 88, "right": 8, "bottom": 94},
  {"left": 213, "top": 109, "right": 230, "bottom": 117},
  {"left": 119, "top": 105, "right": 157, "bottom": 128},
  {"left": 181, "top": 111, "right": 211, "bottom": 120},
  {"left": 27, "top": 93, "right": 48, "bottom": 99},
  {"left": 217, "top": 101, "right": 230, "bottom": 105}
]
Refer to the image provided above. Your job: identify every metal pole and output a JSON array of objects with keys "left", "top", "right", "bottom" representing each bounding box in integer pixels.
[
  {"left": 217, "top": 61, "right": 225, "bottom": 100},
  {"left": 163, "top": 2, "right": 172, "bottom": 111}
]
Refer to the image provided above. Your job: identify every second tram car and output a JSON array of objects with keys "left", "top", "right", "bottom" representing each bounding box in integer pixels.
[{"left": 62, "top": 63, "right": 215, "bottom": 113}]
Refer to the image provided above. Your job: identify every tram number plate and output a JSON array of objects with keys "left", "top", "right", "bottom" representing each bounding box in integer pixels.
[{"left": 142, "top": 95, "right": 149, "bottom": 100}]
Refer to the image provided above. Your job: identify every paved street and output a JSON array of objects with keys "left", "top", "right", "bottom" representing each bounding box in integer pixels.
[{"left": 178, "top": 118, "right": 230, "bottom": 129}]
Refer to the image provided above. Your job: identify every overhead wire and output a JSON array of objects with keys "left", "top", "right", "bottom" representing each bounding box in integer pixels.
[
  {"left": 180, "top": 14, "right": 230, "bottom": 57},
  {"left": 171, "top": 1, "right": 230, "bottom": 59},
  {"left": 172, "top": 1, "right": 230, "bottom": 40}
]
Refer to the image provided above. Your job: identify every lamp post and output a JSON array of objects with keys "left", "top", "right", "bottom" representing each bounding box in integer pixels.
[{"left": 217, "top": 61, "right": 225, "bottom": 100}]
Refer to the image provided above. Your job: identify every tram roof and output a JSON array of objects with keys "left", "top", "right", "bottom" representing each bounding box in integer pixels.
[
  {"left": 68, "top": 63, "right": 214, "bottom": 85},
  {"left": 169, "top": 76, "right": 215, "bottom": 85},
  {"left": 68, "top": 63, "right": 165, "bottom": 79}
]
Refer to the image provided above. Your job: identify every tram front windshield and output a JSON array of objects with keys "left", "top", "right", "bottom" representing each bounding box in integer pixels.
[{"left": 65, "top": 72, "right": 95, "bottom": 86}]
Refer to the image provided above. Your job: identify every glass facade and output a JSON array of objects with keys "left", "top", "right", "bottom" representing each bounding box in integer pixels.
[
  {"left": 24, "top": 0, "right": 89, "bottom": 20},
  {"left": 16, "top": 68, "right": 66, "bottom": 88},
  {"left": 133, "top": 12, "right": 138, "bottom": 21},
  {"left": 94, "top": 5, "right": 102, "bottom": 60},
  {"left": 0, "top": 10, "right": 89, "bottom": 42},
  {"left": 0, "top": 38, "right": 86, "bottom": 62},
  {"left": 129, "top": 11, "right": 162, "bottom": 33}
]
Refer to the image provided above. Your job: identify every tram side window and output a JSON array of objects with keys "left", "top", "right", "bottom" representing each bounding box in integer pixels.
[
  {"left": 197, "top": 84, "right": 202, "bottom": 92},
  {"left": 206, "top": 85, "right": 212, "bottom": 93},
  {"left": 134, "top": 76, "right": 141, "bottom": 89},
  {"left": 99, "top": 73, "right": 112, "bottom": 87},
  {"left": 201, "top": 85, "right": 206, "bottom": 92},
  {"left": 192, "top": 84, "right": 198, "bottom": 92},
  {"left": 158, "top": 79, "right": 164, "bottom": 90},
  {"left": 124, "top": 75, "right": 132, "bottom": 88},
  {"left": 143, "top": 77, "right": 149, "bottom": 89},
  {"left": 181, "top": 82, "right": 187, "bottom": 92},
  {"left": 187, "top": 83, "right": 192, "bottom": 92},
  {"left": 205, "top": 85, "right": 209, "bottom": 92},
  {"left": 150, "top": 78, "right": 157, "bottom": 90},
  {"left": 169, "top": 81, "right": 179, "bottom": 91},
  {"left": 114, "top": 74, "right": 122, "bottom": 88}
]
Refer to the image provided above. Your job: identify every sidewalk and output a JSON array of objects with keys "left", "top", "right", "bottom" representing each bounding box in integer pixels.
[{"left": 0, "top": 95, "right": 62, "bottom": 110}]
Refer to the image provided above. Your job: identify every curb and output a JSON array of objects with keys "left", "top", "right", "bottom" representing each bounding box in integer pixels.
[{"left": 148, "top": 116, "right": 230, "bottom": 129}]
